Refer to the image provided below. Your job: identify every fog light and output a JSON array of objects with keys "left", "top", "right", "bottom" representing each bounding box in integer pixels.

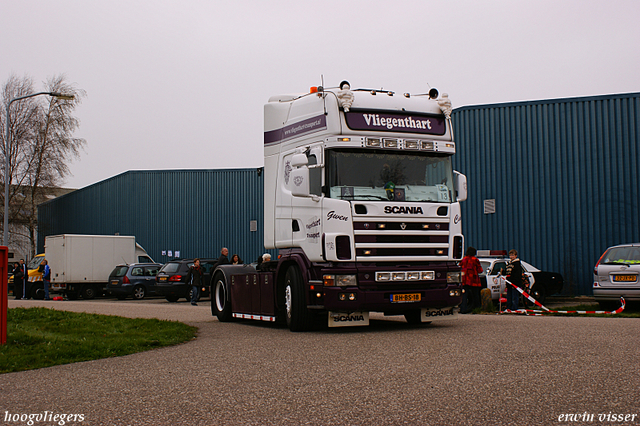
[
  {"left": 384, "top": 139, "right": 398, "bottom": 148},
  {"left": 421, "top": 271, "right": 435, "bottom": 280},
  {"left": 348, "top": 293, "right": 356, "bottom": 301},
  {"left": 421, "top": 141, "right": 434, "bottom": 150},
  {"left": 450, "top": 289, "right": 461, "bottom": 297},
  {"left": 316, "top": 292, "right": 322, "bottom": 298},
  {"left": 404, "top": 140, "right": 419, "bottom": 149},
  {"left": 392, "top": 272, "right": 406, "bottom": 281},
  {"left": 376, "top": 272, "right": 391, "bottom": 281},
  {"left": 339, "top": 293, "right": 346, "bottom": 301},
  {"left": 407, "top": 272, "right": 420, "bottom": 281},
  {"left": 366, "top": 138, "right": 381, "bottom": 147}
]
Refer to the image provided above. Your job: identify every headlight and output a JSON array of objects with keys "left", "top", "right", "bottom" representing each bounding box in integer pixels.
[
  {"left": 324, "top": 274, "right": 357, "bottom": 287},
  {"left": 447, "top": 271, "right": 461, "bottom": 283}
]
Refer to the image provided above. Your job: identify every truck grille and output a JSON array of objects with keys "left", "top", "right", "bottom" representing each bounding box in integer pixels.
[{"left": 353, "top": 220, "right": 450, "bottom": 261}]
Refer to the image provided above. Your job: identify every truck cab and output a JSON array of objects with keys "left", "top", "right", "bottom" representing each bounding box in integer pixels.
[{"left": 214, "top": 81, "right": 466, "bottom": 330}]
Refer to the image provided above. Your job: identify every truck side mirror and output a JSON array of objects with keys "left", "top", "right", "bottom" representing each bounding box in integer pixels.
[
  {"left": 291, "top": 153, "right": 308, "bottom": 167},
  {"left": 290, "top": 154, "right": 310, "bottom": 197},
  {"left": 454, "top": 171, "right": 467, "bottom": 202}
]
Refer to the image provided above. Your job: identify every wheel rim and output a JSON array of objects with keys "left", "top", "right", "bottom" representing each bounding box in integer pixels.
[
  {"left": 285, "top": 284, "right": 292, "bottom": 320},
  {"left": 134, "top": 287, "right": 144, "bottom": 299},
  {"left": 215, "top": 280, "right": 226, "bottom": 312}
]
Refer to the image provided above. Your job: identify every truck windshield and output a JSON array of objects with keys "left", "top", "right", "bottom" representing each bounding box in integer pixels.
[{"left": 326, "top": 149, "right": 455, "bottom": 202}]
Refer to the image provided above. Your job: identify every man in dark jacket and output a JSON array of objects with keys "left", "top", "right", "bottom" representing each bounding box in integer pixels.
[
  {"left": 12, "top": 262, "right": 24, "bottom": 299},
  {"left": 209, "top": 247, "right": 230, "bottom": 288},
  {"left": 505, "top": 249, "right": 523, "bottom": 310}
]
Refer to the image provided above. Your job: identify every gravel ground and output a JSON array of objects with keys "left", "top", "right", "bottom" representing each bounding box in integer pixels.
[{"left": 1, "top": 298, "right": 638, "bottom": 426}]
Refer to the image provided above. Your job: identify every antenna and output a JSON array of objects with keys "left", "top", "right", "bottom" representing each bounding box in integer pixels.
[{"left": 320, "top": 74, "right": 327, "bottom": 115}]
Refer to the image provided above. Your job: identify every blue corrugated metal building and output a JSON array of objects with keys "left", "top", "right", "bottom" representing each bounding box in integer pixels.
[
  {"left": 452, "top": 92, "right": 640, "bottom": 295},
  {"left": 37, "top": 168, "right": 275, "bottom": 264},
  {"left": 38, "top": 93, "right": 639, "bottom": 296}
]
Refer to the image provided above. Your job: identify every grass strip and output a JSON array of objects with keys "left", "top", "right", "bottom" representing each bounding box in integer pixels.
[{"left": 0, "top": 307, "right": 197, "bottom": 373}]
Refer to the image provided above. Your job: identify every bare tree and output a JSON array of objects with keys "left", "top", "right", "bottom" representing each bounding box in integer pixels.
[{"left": 1, "top": 73, "right": 86, "bottom": 257}]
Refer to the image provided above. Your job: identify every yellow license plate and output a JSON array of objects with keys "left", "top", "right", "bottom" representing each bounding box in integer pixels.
[
  {"left": 111, "top": 280, "right": 119, "bottom": 285},
  {"left": 613, "top": 275, "right": 637, "bottom": 282},
  {"left": 159, "top": 277, "right": 167, "bottom": 282},
  {"left": 391, "top": 293, "right": 421, "bottom": 303}
]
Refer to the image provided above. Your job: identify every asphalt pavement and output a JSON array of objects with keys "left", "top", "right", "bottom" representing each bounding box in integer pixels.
[{"left": 1, "top": 297, "right": 638, "bottom": 426}]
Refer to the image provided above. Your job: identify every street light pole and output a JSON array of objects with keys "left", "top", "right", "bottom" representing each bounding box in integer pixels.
[{"left": 3, "top": 92, "right": 74, "bottom": 247}]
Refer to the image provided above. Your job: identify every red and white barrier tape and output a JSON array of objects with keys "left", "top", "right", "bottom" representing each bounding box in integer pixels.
[{"left": 499, "top": 277, "right": 625, "bottom": 315}]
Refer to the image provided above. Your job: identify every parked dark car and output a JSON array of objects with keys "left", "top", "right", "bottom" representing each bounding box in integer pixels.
[
  {"left": 155, "top": 258, "right": 217, "bottom": 302},
  {"left": 107, "top": 263, "right": 163, "bottom": 300}
]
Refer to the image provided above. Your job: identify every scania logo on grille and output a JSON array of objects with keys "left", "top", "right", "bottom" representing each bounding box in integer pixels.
[
  {"left": 400, "top": 223, "right": 406, "bottom": 230},
  {"left": 384, "top": 206, "right": 424, "bottom": 214}
]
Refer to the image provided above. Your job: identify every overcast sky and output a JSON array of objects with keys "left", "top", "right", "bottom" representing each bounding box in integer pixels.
[{"left": 2, "top": 0, "right": 639, "bottom": 189}]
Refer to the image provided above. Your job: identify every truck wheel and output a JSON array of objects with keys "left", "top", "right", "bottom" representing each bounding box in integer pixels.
[
  {"left": 212, "top": 273, "right": 232, "bottom": 322},
  {"left": 165, "top": 295, "right": 179, "bottom": 303},
  {"left": 284, "top": 265, "right": 313, "bottom": 332},
  {"left": 31, "top": 282, "right": 45, "bottom": 300},
  {"left": 133, "top": 285, "right": 146, "bottom": 300},
  {"left": 81, "top": 286, "right": 96, "bottom": 300}
]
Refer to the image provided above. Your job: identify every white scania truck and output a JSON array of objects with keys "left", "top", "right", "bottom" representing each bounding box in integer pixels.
[{"left": 212, "top": 81, "right": 466, "bottom": 331}]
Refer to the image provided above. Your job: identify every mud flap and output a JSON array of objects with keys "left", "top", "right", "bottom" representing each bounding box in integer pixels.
[
  {"left": 420, "top": 307, "right": 458, "bottom": 321},
  {"left": 328, "top": 311, "right": 369, "bottom": 327}
]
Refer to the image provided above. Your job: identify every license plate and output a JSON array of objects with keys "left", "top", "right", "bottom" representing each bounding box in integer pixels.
[
  {"left": 111, "top": 280, "right": 119, "bottom": 286},
  {"left": 391, "top": 293, "right": 421, "bottom": 303},
  {"left": 613, "top": 274, "right": 637, "bottom": 282},
  {"left": 159, "top": 277, "right": 167, "bottom": 282}
]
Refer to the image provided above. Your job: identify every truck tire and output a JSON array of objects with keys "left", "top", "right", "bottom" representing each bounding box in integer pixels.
[
  {"left": 81, "top": 285, "right": 97, "bottom": 300},
  {"left": 31, "top": 282, "right": 45, "bottom": 300},
  {"left": 212, "top": 273, "right": 232, "bottom": 322},
  {"left": 133, "top": 285, "right": 146, "bottom": 300},
  {"left": 284, "top": 265, "right": 313, "bottom": 332}
]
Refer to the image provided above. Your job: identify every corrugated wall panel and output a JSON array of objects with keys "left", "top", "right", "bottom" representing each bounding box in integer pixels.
[
  {"left": 452, "top": 93, "right": 640, "bottom": 295},
  {"left": 37, "top": 169, "right": 275, "bottom": 265}
]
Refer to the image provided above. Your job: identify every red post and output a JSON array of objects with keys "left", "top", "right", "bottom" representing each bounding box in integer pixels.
[{"left": 0, "top": 246, "right": 7, "bottom": 344}]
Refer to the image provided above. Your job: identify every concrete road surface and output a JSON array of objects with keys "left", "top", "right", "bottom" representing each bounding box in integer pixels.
[{"left": 1, "top": 298, "right": 638, "bottom": 426}]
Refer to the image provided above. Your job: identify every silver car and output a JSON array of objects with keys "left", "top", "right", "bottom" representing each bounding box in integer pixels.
[{"left": 593, "top": 243, "right": 640, "bottom": 308}]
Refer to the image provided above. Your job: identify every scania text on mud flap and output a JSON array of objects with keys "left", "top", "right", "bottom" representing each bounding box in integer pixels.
[{"left": 211, "top": 81, "right": 466, "bottom": 331}]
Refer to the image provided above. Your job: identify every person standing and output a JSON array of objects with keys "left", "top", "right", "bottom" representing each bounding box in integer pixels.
[
  {"left": 19, "top": 259, "right": 29, "bottom": 300},
  {"left": 186, "top": 258, "right": 204, "bottom": 306},
  {"left": 42, "top": 260, "right": 51, "bottom": 300},
  {"left": 459, "top": 247, "right": 483, "bottom": 313},
  {"left": 209, "top": 247, "right": 230, "bottom": 288},
  {"left": 505, "top": 249, "right": 523, "bottom": 310},
  {"left": 12, "top": 262, "right": 24, "bottom": 300}
]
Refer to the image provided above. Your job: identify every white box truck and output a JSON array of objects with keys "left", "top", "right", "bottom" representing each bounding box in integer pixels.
[{"left": 46, "top": 234, "right": 154, "bottom": 299}]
